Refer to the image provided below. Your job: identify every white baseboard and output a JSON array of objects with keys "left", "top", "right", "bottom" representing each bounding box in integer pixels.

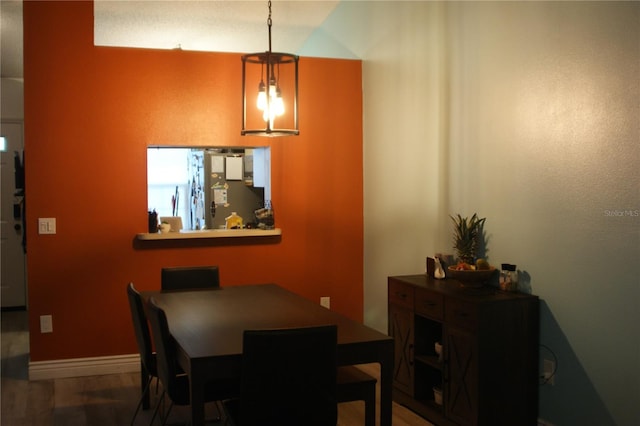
[{"left": 29, "top": 353, "right": 141, "bottom": 381}]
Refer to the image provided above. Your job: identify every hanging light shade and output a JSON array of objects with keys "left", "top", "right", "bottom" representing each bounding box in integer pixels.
[{"left": 242, "top": 1, "right": 299, "bottom": 136}]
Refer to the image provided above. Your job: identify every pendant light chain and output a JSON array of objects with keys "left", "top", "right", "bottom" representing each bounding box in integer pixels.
[{"left": 267, "top": 1, "right": 273, "bottom": 52}]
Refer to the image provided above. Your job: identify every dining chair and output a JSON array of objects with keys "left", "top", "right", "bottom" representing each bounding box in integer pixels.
[
  {"left": 337, "top": 366, "right": 377, "bottom": 426},
  {"left": 223, "top": 325, "right": 338, "bottom": 426},
  {"left": 160, "top": 265, "right": 220, "bottom": 291},
  {"left": 126, "top": 282, "right": 159, "bottom": 425},
  {"left": 146, "top": 297, "right": 240, "bottom": 426}
]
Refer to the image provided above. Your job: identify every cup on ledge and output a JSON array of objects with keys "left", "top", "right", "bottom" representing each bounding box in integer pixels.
[
  {"left": 434, "top": 342, "right": 443, "bottom": 361},
  {"left": 159, "top": 223, "right": 171, "bottom": 234},
  {"left": 433, "top": 387, "right": 443, "bottom": 405}
]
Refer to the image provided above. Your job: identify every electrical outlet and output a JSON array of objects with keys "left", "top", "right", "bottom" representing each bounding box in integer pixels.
[
  {"left": 320, "top": 296, "right": 330, "bottom": 309},
  {"left": 40, "top": 315, "right": 53, "bottom": 333},
  {"left": 544, "top": 359, "right": 555, "bottom": 385}
]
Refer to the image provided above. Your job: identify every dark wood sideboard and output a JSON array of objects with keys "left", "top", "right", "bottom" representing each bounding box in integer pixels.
[{"left": 388, "top": 274, "right": 539, "bottom": 426}]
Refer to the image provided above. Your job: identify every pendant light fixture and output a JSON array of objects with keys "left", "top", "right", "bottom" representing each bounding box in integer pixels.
[{"left": 242, "top": 1, "right": 299, "bottom": 136}]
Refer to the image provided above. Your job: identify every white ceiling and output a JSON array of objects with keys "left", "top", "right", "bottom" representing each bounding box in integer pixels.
[{"left": 1, "top": 0, "right": 340, "bottom": 79}]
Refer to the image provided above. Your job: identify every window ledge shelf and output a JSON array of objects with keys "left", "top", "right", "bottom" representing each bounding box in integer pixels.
[{"left": 136, "top": 228, "right": 281, "bottom": 241}]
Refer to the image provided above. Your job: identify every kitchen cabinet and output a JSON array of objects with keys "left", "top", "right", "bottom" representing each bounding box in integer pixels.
[{"left": 388, "top": 275, "right": 539, "bottom": 426}]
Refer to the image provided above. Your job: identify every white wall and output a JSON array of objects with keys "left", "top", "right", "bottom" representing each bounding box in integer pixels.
[
  {"left": 444, "top": 3, "right": 638, "bottom": 425},
  {"left": 306, "top": 1, "right": 639, "bottom": 425},
  {"left": 362, "top": 0, "right": 450, "bottom": 338}
]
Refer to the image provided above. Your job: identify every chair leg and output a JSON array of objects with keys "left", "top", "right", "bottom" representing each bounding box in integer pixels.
[
  {"left": 140, "top": 363, "right": 151, "bottom": 410},
  {"left": 161, "top": 401, "right": 174, "bottom": 426},
  {"left": 336, "top": 366, "right": 377, "bottom": 426},
  {"left": 149, "top": 390, "right": 166, "bottom": 426},
  {"left": 364, "top": 387, "right": 376, "bottom": 426},
  {"left": 131, "top": 376, "right": 153, "bottom": 425}
]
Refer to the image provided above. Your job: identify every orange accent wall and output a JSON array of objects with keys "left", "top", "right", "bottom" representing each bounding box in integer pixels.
[{"left": 24, "top": 1, "right": 363, "bottom": 362}]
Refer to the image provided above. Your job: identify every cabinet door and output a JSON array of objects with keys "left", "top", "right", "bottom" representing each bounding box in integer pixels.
[
  {"left": 389, "top": 304, "right": 414, "bottom": 396},
  {"left": 446, "top": 327, "right": 478, "bottom": 426}
]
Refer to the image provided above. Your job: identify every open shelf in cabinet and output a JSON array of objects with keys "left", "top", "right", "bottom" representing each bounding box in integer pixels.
[
  {"left": 415, "top": 354, "right": 443, "bottom": 370},
  {"left": 414, "top": 314, "right": 443, "bottom": 364},
  {"left": 415, "top": 361, "right": 443, "bottom": 401}
]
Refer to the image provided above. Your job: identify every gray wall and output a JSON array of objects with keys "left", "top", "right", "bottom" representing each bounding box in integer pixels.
[
  {"left": 303, "top": 1, "right": 639, "bottom": 425},
  {"left": 1, "top": 78, "right": 24, "bottom": 120}
]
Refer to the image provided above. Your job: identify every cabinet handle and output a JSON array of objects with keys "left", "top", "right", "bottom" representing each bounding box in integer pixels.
[{"left": 396, "top": 292, "right": 407, "bottom": 299}]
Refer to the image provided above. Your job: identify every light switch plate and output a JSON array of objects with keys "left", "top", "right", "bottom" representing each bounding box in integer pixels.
[
  {"left": 320, "top": 296, "right": 330, "bottom": 309},
  {"left": 38, "top": 218, "right": 56, "bottom": 234}
]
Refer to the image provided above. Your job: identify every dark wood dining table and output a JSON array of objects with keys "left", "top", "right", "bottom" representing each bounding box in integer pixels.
[{"left": 143, "top": 283, "right": 394, "bottom": 426}]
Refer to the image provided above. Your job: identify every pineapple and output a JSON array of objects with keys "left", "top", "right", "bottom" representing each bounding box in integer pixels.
[{"left": 450, "top": 213, "right": 486, "bottom": 265}]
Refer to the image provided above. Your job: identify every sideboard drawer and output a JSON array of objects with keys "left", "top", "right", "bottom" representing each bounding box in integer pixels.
[
  {"left": 388, "top": 279, "right": 414, "bottom": 309},
  {"left": 445, "top": 299, "right": 478, "bottom": 331},
  {"left": 415, "top": 288, "right": 443, "bottom": 320}
]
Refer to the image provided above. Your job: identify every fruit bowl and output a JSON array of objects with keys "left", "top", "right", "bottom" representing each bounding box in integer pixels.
[{"left": 447, "top": 266, "right": 497, "bottom": 288}]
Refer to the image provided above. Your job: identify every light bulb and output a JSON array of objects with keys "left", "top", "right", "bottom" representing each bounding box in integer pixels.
[
  {"left": 256, "top": 80, "right": 267, "bottom": 111},
  {"left": 258, "top": 71, "right": 286, "bottom": 125},
  {"left": 274, "top": 86, "right": 284, "bottom": 116},
  {"left": 274, "top": 96, "right": 284, "bottom": 116}
]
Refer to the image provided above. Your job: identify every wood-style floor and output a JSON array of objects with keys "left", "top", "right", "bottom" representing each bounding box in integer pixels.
[{"left": 1, "top": 310, "right": 433, "bottom": 426}]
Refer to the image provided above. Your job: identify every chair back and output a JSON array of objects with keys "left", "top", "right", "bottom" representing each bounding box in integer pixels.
[
  {"left": 146, "top": 297, "right": 182, "bottom": 402},
  {"left": 161, "top": 265, "right": 220, "bottom": 291},
  {"left": 239, "top": 325, "right": 338, "bottom": 426},
  {"left": 126, "top": 283, "right": 155, "bottom": 375}
]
